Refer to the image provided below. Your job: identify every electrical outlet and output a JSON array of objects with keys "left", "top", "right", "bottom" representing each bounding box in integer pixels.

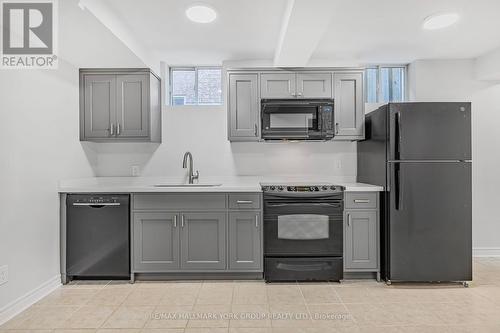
[
  {"left": 0, "top": 265, "right": 8, "bottom": 286},
  {"left": 131, "top": 165, "right": 140, "bottom": 177}
]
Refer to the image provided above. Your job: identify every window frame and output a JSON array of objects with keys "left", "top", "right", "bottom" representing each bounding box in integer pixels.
[
  {"left": 169, "top": 66, "right": 222, "bottom": 106},
  {"left": 365, "top": 64, "right": 408, "bottom": 103}
]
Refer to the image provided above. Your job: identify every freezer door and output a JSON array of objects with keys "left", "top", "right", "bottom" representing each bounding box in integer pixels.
[
  {"left": 389, "top": 103, "right": 471, "bottom": 161},
  {"left": 388, "top": 161, "right": 472, "bottom": 282}
]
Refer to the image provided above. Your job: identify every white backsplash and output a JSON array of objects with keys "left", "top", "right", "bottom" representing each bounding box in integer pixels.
[{"left": 93, "top": 105, "right": 357, "bottom": 181}]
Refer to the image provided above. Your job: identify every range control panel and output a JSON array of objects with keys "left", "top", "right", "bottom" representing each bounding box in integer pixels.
[{"left": 262, "top": 184, "right": 343, "bottom": 194}]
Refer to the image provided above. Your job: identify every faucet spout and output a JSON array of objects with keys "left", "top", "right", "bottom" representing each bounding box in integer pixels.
[{"left": 182, "top": 152, "right": 199, "bottom": 184}]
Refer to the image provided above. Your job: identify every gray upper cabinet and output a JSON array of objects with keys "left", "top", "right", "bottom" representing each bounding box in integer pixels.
[
  {"left": 180, "top": 212, "right": 226, "bottom": 270},
  {"left": 133, "top": 212, "right": 180, "bottom": 272},
  {"left": 260, "top": 73, "right": 296, "bottom": 98},
  {"left": 229, "top": 212, "right": 262, "bottom": 270},
  {"left": 344, "top": 210, "right": 378, "bottom": 270},
  {"left": 228, "top": 74, "right": 259, "bottom": 140},
  {"left": 83, "top": 75, "right": 116, "bottom": 139},
  {"left": 333, "top": 72, "right": 364, "bottom": 139},
  {"left": 261, "top": 72, "right": 332, "bottom": 99},
  {"left": 116, "top": 74, "right": 149, "bottom": 138},
  {"left": 296, "top": 73, "right": 332, "bottom": 98},
  {"left": 80, "top": 68, "right": 161, "bottom": 142}
]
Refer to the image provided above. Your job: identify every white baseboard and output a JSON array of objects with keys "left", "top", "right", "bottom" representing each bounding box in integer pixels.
[
  {"left": 473, "top": 247, "right": 500, "bottom": 257},
  {"left": 0, "top": 275, "right": 61, "bottom": 326}
]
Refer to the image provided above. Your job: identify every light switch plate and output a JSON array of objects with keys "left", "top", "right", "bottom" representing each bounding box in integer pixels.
[{"left": 0, "top": 265, "right": 8, "bottom": 286}]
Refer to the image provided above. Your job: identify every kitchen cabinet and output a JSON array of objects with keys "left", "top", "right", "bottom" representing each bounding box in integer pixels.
[
  {"left": 344, "top": 210, "right": 378, "bottom": 270},
  {"left": 260, "top": 73, "right": 296, "bottom": 98},
  {"left": 260, "top": 72, "right": 332, "bottom": 99},
  {"left": 333, "top": 72, "right": 364, "bottom": 140},
  {"left": 80, "top": 68, "right": 161, "bottom": 142},
  {"left": 131, "top": 193, "right": 263, "bottom": 278},
  {"left": 228, "top": 73, "right": 260, "bottom": 141},
  {"left": 296, "top": 73, "right": 332, "bottom": 98},
  {"left": 229, "top": 212, "right": 262, "bottom": 270},
  {"left": 180, "top": 212, "right": 226, "bottom": 270},
  {"left": 343, "top": 192, "right": 380, "bottom": 280},
  {"left": 133, "top": 212, "right": 180, "bottom": 271}
]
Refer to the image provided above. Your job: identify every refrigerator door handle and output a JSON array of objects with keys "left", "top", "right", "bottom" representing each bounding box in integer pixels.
[
  {"left": 395, "top": 112, "right": 401, "bottom": 160},
  {"left": 395, "top": 163, "right": 401, "bottom": 210}
]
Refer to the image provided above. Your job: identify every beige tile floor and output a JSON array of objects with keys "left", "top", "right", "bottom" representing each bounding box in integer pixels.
[{"left": 2, "top": 258, "right": 500, "bottom": 333}]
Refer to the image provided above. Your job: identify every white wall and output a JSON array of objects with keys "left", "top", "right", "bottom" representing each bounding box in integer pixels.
[
  {"left": 95, "top": 105, "right": 358, "bottom": 182},
  {"left": 0, "top": 0, "right": 145, "bottom": 314},
  {"left": 408, "top": 59, "right": 500, "bottom": 251}
]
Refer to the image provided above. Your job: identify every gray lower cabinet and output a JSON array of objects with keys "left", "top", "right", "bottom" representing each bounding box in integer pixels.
[
  {"left": 180, "top": 212, "right": 226, "bottom": 270},
  {"left": 130, "top": 193, "right": 263, "bottom": 276},
  {"left": 80, "top": 68, "right": 161, "bottom": 142},
  {"left": 343, "top": 191, "right": 380, "bottom": 280},
  {"left": 229, "top": 212, "right": 261, "bottom": 270},
  {"left": 344, "top": 210, "right": 377, "bottom": 270},
  {"left": 333, "top": 72, "right": 365, "bottom": 140},
  {"left": 228, "top": 73, "right": 259, "bottom": 141},
  {"left": 133, "top": 212, "right": 180, "bottom": 271}
]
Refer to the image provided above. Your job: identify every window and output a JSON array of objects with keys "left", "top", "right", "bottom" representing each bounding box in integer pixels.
[
  {"left": 365, "top": 66, "right": 406, "bottom": 103},
  {"left": 170, "top": 67, "right": 222, "bottom": 105}
]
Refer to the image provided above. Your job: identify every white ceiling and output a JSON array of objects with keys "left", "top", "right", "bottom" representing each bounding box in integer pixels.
[{"left": 100, "top": 0, "right": 500, "bottom": 65}]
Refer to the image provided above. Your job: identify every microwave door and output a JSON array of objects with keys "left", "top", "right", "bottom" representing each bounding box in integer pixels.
[{"left": 262, "top": 103, "right": 318, "bottom": 139}]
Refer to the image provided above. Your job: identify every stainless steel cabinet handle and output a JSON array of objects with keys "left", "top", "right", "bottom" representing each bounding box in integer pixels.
[
  {"left": 110, "top": 124, "right": 115, "bottom": 136},
  {"left": 291, "top": 92, "right": 296, "bottom": 97},
  {"left": 174, "top": 215, "right": 177, "bottom": 228},
  {"left": 255, "top": 215, "right": 259, "bottom": 228},
  {"left": 116, "top": 123, "right": 121, "bottom": 136},
  {"left": 237, "top": 200, "right": 253, "bottom": 204},
  {"left": 181, "top": 215, "right": 185, "bottom": 228},
  {"left": 296, "top": 92, "right": 303, "bottom": 97},
  {"left": 347, "top": 213, "right": 351, "bottom": 227},
  {"left": 254, "top": 124, "right": 258, "bottom": 137},
  {"left": 354, "top": 199, "right": 370, "bottom": 203},
  {"left": 335, "top": 123, "right": 339, "bottom": 134},
  {"left": 72, "top": 203, "right": 120, "bottom": 206}
]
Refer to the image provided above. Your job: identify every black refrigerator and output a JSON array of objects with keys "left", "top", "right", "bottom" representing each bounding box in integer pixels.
[{"left": 358, "top": 102, "right": 472, "bottom": 283}]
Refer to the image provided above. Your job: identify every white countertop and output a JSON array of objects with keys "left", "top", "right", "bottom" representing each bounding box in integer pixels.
[{"left": 58, "top": 177, "right": 383, "bottom": 193}]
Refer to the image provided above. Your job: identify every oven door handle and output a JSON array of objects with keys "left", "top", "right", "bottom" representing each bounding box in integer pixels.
[{"left": 266, "top": 203, "right": 342, "bottom": 208}]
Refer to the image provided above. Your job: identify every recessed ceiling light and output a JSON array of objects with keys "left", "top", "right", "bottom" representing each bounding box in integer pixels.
[
  {"left": 423, "top": 12, "right": 459, "bottom": 30},
  {"left": 186, "top": 5, "right": 217, "bottom": 23}
]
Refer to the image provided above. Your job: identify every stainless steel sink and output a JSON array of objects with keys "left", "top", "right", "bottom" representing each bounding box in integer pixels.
[{"left": 153, "top": 183, "right": 222, "bottom": 188}]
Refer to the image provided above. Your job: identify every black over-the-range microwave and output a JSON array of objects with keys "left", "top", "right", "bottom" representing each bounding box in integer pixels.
[{"left": 261, "top": 99, "right": 334, "bottom": 141}]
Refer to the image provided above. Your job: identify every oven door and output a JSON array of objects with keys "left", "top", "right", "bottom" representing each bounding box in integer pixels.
[
  {"left": 264, "top": 196, "right": 343, "bottom": 257},
  {"left": 261, "top": 100, "right": 322, "bottom": 140}
]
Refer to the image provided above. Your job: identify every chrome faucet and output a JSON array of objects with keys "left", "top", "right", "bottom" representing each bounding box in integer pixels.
[{"left": 182, "top": 151, "right": 199, "bottom": 184}]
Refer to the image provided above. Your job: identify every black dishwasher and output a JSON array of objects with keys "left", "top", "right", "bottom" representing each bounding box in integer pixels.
[{"left": 66, "top": 194, "right": 130, "bottom": 279}]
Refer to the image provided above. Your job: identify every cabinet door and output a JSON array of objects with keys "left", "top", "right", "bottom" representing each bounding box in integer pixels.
[
  {"left": 229, "top": 212, "right": 262, "bottom": 270},
  {"left": 344, "top": 210, "right": 378, "bottom": 270},
  {"left": 133, "top": 212, "right": 180, "bottom": 271},
  {"left": 296, "top": 73, "right": 332, "bottom": 98},
  {"left": 180, "top": 212, "right": 226, "bottom": 270},
  {"left": 260, "top": 73, "right": 296, "bottom": 98},
  {"left": 228, "top": 74, "right": 259, "bottom": 140},
  {"left": 83, "top": 75, "right": 116, "bottom": 139},
  {"left": 333, "top": 73, "right": 364, "bottom": 137},
  {"left": 116, "top": 74, "right": 149, "bottom": 138}
]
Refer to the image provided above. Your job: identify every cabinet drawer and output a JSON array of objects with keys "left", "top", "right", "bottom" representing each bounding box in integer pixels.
[
  {"left": 228, "top": 193, "right": 261, "bottom": 209},
  {"left": 344, "top": 192, "right": 377, "bottom": 209},
  {"left": 133, "top": 193, "right": 226, "bottom": 210}
]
